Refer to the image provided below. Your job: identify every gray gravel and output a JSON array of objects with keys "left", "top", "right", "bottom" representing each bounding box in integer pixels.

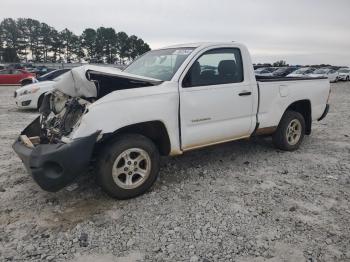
[{"left": 0, "top": 82, "right": 349, "bottom": 262}]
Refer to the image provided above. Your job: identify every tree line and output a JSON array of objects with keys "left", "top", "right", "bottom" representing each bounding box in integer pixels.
[{"left": 0, "top": 18, "right": 151, "bottom": 64}]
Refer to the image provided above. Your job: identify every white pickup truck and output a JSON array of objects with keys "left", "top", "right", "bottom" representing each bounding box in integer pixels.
[{"left": 13, "top": 42, "right": 331, "bottom": 199}]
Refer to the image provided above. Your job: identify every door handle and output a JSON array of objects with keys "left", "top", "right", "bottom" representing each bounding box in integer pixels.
[{"left": 238, "top": 91, "right": 252, "bottom": 96}]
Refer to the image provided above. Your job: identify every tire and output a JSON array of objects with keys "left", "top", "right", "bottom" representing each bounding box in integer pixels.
[
  {"left": 96, "top": 134, "right": 160, "bottom": 199},
  {"left": 347, "top": 76, "right": 349, "bottom": 81},
  {"left": 272, "top": 110, "right": 305, "bottom": 151}
]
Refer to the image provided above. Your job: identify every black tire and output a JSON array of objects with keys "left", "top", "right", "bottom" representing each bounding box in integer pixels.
[
  {"left": 347, "top": 76, "right": 349, "bottom": 81},
  {"left": 96, "top": 134, "right": 160, "bottom": 199},
  {"left": 272, "top": 110, "right": 305, "bottom": 151}
]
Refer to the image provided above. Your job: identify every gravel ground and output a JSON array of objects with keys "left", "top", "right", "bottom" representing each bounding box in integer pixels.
[{"left": 0, "top": 82, "right": 349, "bottom": 262}]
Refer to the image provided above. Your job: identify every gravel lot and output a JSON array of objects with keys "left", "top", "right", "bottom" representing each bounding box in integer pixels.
[{"left": 0, "top": 82, "right": 349, "bottom": 262}]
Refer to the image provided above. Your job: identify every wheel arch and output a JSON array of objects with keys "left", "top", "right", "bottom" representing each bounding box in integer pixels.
[
  {"left": 99, "top": 120, "right": 171, "bottom": 156},
  {"left": 284, "top": 99, "right": 312, "bottom": 135}
]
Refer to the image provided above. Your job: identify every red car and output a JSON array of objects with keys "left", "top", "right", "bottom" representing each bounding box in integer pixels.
[{"left": 0, "top": 69, "right": 35, "bottom": 85}]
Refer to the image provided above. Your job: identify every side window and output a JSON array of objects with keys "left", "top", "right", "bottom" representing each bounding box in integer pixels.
[
  {"left": 13, "top": 70, "right": 22, "bottom": 75},
  {"left": 183, "top": 48, "right": 243, "bottom": 87}
]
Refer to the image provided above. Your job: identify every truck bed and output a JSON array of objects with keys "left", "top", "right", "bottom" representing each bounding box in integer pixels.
[{"left": 256, "top": 77, "right": 330, "bottom": 130}]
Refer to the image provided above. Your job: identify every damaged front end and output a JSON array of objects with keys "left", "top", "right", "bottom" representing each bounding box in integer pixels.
[
  {"left": 40, "top": 90, "right": 92, "bottom": 142},
  {"left": 13, "top": 65, "right": 162, "bottom": 192},
  {"left": 12, "top": 90, "right": 99, "bottom": 192}
]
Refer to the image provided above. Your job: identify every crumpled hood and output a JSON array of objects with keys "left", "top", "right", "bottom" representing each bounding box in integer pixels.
[{"left": 52, "top": 65, "right": 162, "bottom": 98}]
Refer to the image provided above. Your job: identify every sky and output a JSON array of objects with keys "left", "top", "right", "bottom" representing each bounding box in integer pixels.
[{"left": 1, "top": 0, "right": 349, "bottom": 66}]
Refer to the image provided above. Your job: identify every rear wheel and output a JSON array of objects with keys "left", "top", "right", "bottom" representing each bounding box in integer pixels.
[
  {"left": 272, "top": 111, "right": 305, "bottom": 151},
  {"left": 96, "top": 134, "right": 160, "bottom": 199}
]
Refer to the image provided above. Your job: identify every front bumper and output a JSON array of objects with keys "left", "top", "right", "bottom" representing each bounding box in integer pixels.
[
  {"left": 14, "top": 93, "right": 37, "bottom": 109},
  {"left": 318, "top": 104, "right": 329, "bottom": 121},
  {"left": 12, "top": 117, "right": 99, "bottom": 192}
]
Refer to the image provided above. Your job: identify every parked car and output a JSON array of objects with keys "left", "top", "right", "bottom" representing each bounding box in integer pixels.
[
  {"left": 34, "top": 66, "right": 55, "bottom": 76},
  {"left": 15, "top": 69, "right": 71, "bottom": 109},
  {"left": 254, "top": 67, "right": 274, "bottom": 77},
  {"left": 13, "top": 42, "right": 331, "bottom": 199},
  {"left": 15, "top": 81, "right": 55, "bottom": 109},
  {"left": 337, "top": 68, "right": 350, "bottom": 81},
  {"left": 7, "top": 63, "right": 24, "bottom": 70},
  {"left": 308, "top": 68, "right": 339, "bottom": 83},
  {"left": 287, "top": 67, "right": 315, "bottom": 77},
  {"left": 0, "top": 64, "right": 5, "bottom": 70},
  {"left": 0, "top": 69, "right": 35, "bottom": 85},
  {"left": 272, "top": 67, "right": 299, "bottom": 77},
  {"left": 23, "top": 63, "right": 36, "bottom": 72},
  {"left": 20, "top": 68, "right": 70, "bottom": 86}
]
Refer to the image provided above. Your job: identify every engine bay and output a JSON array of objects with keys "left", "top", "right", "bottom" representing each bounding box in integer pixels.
[{"left": 39, "top": 90, "right": 91, "bottom": 144}]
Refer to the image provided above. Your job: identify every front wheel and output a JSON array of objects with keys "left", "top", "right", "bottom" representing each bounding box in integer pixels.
[
  {"left": 96, "top": 134, "right": 160, "bottom": 199},
  {"left": 272, "top": 111, "right": 305, "bottom": 151}
]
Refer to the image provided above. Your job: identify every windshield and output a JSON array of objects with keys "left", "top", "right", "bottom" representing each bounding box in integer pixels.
[
  {"left": 39, "top": 69, "right": 70, "bottom": 81},
  {"left": 313, "top": 69, "right": 329, "bottom": 74},
  {"left": 339, "top": 69, "right": 350, "bottom": 73},
  {"left": 124, "top": 47, "right": 195, "bottom": 81},
  {"left": 38, "top": 70, "right": 55, "bottom": 80}
]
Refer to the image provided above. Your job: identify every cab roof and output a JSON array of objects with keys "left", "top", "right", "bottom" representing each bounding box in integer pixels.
[{"left": 160, "top": 42, "right": 241, "bottom": 50}]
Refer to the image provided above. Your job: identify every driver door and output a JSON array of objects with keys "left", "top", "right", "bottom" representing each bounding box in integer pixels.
[{"left": 179, "top": 48, "right": 254, "bottom": 150}]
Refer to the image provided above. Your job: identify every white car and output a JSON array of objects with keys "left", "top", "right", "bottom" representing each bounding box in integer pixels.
[
  {"left": 13, "top": 42, "right": 331, "bottom": 199},
  {"left": 337, "top": 68, "right": 350, "bottom": 81},
  {"left": 308, "top": 68, "right": 339, "bottom": 83},
  {"left": 254, "top": 67, "right": 274, "bottom": 77},
  {"left": 287, "top": 67, "right": 315, "bottom": 77},
  {"left": 14, "top": 81, "right": 55, "bottom": 109}
]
